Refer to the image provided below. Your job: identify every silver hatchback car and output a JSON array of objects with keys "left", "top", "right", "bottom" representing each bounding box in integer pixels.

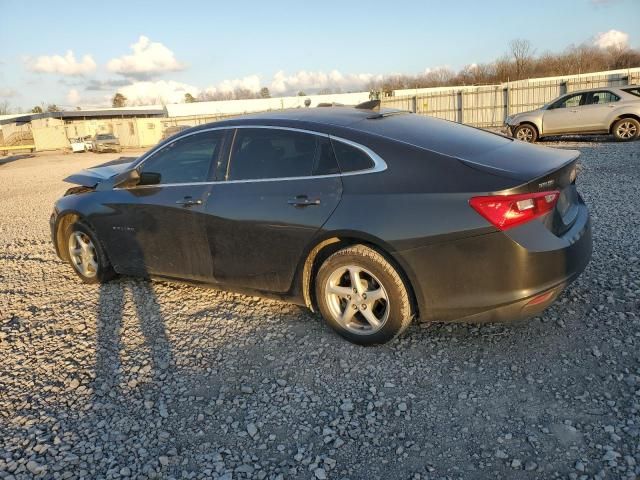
[{"left": 506, "top": 86, "right": 640, "bottom": 142}]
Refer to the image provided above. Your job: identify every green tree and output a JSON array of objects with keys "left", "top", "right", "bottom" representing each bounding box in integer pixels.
[
  {"left": 297, "top": 91, "right": 306, "bottom": 96},
  {"left": 31, "top": 105, "right": 43, "bottom": 114},
  {"left": 112, "top": 93, "right": 127, "bottom": 108},
  {"left": 259, "top": 87, "right": 271, "bottom": 99},
  {"left": 46, "top": 104, "right": 61, "bottom": 112},
  {"left": 184, "top": 93, "right": 196, "bottom": 103}
]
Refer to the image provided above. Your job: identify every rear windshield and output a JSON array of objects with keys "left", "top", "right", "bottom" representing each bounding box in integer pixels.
[
  {"left": 96, "top": 134, "right": 115, "bottom": 140},
  {"left": 623, "top": 87, "right": 640, "bottom": 98},
  {"left": 354, "top": 113, "right": 512, "bottom": 159}
]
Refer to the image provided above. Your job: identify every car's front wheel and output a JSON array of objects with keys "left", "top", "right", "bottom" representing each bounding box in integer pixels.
[
  {"left": 315, "top": 245, "right": 413, "bottom": 345},
  {"left": 513, "top": 124, "right": 538, "bottom": 143},
  {"left": 612, "top": 118, "right": 639, "bottom": 142},
  {"left": 64, "top": 221, "right": 115, "bottom": 284}
]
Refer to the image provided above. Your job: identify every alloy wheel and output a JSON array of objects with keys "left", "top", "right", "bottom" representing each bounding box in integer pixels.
[
  {"left": 324, "top": 265, "right": 390, "bottom": 335},
  {"left": 516, "top": 126, "right": 534, "bottom": 142},
  {"left": 68, "top": 231, "right": 98, "bottom": 278},
  {"left": 617, "top": 121, "right": 638, "bottom": 139}
]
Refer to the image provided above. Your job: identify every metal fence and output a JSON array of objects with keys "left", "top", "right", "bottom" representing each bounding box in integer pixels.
[{"left": 381, "top": 68, "right": 640, "bottom": 127}]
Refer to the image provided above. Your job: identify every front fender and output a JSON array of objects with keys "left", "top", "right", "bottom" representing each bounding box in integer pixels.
[
  {"left": 51, "top": 192, "right": 114, "bottom": 259},
  {"left": 509, "top": 112, "right": 543, "bottom": 135}
]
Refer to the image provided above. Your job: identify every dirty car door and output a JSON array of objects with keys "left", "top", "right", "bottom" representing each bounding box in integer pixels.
[
  {"left": 203, "top": 127, "right": 342, "bottom": 292},
  {"left": 101, "top": 130, "right": 224, "bottom": 280}
]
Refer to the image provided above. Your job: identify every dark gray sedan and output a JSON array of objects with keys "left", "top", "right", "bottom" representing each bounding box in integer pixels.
[{"left": 50, "top": 103, "right": 591, "bottom": 344}]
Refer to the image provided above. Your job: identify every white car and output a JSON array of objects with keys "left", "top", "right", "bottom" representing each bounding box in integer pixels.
[
  {"left": 505, "top": 86, "right": 640, "bottom": 142},
  {"left": 69, "top": 138, "right": 87, "bottom": 153}
]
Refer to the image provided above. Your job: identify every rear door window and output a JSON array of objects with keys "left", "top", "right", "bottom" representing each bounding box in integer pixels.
[
  {"left": 587, "top": 91, "right": 620, "bottom": 105},
  {"left": 331, "top": 139, "right": 374, "bottom": 172},
  {"left": 228, "top": 128, "right": 323, "bottom": 180},
  {"left": 623, "top": 87, "right": 640, "bottom": 98},
  {"left": 313, "top": 137, "right": 340, "bottom": 176}
]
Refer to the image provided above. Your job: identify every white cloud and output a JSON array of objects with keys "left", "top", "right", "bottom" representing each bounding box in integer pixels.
[
  {"left": 118, "top": 80, "right": 199, "bottom": 105},
  {"left": 203, "top": 70, "right": 382, "bottom": 97},
  {"left": 205, "top": 75, "right": 262, "bottom": 95},
  {"left": 0, "top": 87, "right": 17, "bottom": 98},
  {"left": 593, "top": 29, "right": 629, "bottom": 49},
  {"left": 268, "top": 70, "right": 381, "bottom": 94},
  {"left": 66, "top": 88, "right": 81, "bottom": 105},
  {"left": 29, "top": 50, "right": 96, "bottom": 75},
  {"left": 107, "top": 36, "right": 185, "bottom": 78}
]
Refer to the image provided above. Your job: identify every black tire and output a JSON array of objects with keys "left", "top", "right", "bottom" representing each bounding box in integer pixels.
[
  {"left": 63, "top": 221, "right": 115, "bottom": 284},
  {"left": 315, "top": 244, "right": 413, "bottom": 345},
  {"left": 612, "top": 118, "right": 639, "bottom": 142},
  {"left": 513, "top": 124, "right": 538, "bottom": 143}
]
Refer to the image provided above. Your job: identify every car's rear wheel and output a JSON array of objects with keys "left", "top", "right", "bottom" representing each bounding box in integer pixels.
[
  {"left": 513, "top": 124, "right": 538, "bottom": 143},
  {"left": 315, "top": 245, "right": 413, "bottom": 345},
  {"left": 64, "top": 221, "right": 115, "bottom": 284},
  {"left": 612, "top": 118, "right": 639, "bottom": 142}
]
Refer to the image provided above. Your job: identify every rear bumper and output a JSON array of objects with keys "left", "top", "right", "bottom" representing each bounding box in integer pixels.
[{"left": 395, "top": 204, "right": 592, "bottom": 323}]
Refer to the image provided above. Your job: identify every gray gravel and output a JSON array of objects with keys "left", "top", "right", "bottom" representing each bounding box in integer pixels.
[{"left": 1, "top": 140, "right": 639, "bottom": 480}]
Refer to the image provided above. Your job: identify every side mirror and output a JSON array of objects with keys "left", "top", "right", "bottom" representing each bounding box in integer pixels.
[
  {"left": 113, "top": 169, "right": 140, "bottom": 188},
  {"left": 139, "top": 172, "right": 161, "bottom": 186}
]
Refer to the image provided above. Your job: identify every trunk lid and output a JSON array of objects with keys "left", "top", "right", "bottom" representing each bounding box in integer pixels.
[
  {"left": 523, "top": 157, "right": 581, "bottom": 236},
  {"left": 459, "top": 139, "right": 580, "bottom": 181}
]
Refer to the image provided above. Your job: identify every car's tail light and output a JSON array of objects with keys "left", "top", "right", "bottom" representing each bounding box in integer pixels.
[{"left": 469, "top": 191, "right": 559, "bottom": 230}]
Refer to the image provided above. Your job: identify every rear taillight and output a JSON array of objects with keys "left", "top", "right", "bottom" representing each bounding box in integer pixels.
[{"left": 469, "top": 190, "right": 559, "bottom": 231}]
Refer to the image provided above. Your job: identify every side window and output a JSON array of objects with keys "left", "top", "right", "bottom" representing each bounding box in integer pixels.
[
  {"left": 313, "top": 137, "right": 340, "bottom": 176},
  {"left": 552, "top": 94, "right": 583, "bottom": 109},
  {"left": 588, "top": 91, "right": 620, "bottom": 105},
  {"left": 140, "top": 130, "right": 222, "bottom": 184},
  {"left": 228, "top": 128, "right": 318, "bottom": 180},
  {"left": 331, "top": 139, "right": 374, "bottom": 172},
  {"left": 623, "top": 88, "right": 640, "bottom": 98}
]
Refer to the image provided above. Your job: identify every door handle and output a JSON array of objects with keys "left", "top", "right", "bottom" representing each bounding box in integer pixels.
[
  {"left": 176, "top": 196, "right": 203, "bottom": 207},
  {"left": 288, "top": 195, "right": 321, "bottom": 207},
  {"left": 570, "top": 109, "right": 578, "bottom": 113}
]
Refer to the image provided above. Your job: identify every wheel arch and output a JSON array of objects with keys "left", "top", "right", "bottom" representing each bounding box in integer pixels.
[
  {"left": 298, "top": 232, "right": 420, "bottom": 319},
  {"left": 515, "top": 121, "right": 540, "bottom": 136},
  {"left": 609, "top": 113, "right": 640, "bottom": 134},
  {"left": 54, "top": 210, "right": 102, "bottom": 262}
]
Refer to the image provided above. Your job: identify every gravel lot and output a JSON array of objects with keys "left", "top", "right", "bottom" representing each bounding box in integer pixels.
[{"left": 1, "top": 139, "right": 639, "bottom": 480}]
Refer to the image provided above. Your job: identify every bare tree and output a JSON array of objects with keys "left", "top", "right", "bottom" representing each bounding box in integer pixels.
[
  {"left": 509, "top": 39, "right": 534, "bottom": 80},
  {"left": 0, "top": 100, "right": 10, "bottom": 115}
]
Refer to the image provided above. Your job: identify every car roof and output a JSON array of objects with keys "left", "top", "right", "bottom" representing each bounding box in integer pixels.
[
  {"left": 213, "top": 106, "right": 384, "bottom": 128},
  {"left": 562, "top": 85, "right": 632, "bottom": 95}
]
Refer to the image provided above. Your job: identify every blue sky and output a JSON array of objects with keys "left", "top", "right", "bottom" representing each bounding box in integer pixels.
[{"left": 0, "top": 0, "right": 638, "bottom": 110}]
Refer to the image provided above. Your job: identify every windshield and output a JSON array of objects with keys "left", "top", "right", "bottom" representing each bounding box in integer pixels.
[{"left": 96, "top": 134, "right": 115, "bottom": 140}]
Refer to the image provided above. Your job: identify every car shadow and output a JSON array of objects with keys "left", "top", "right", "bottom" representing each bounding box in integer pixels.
[
  {"left": 0, "top": 153, "right": 35, "bottom": 166},
  {"left": 93, "top": 278, "right": 174, "bottom": 399}
]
